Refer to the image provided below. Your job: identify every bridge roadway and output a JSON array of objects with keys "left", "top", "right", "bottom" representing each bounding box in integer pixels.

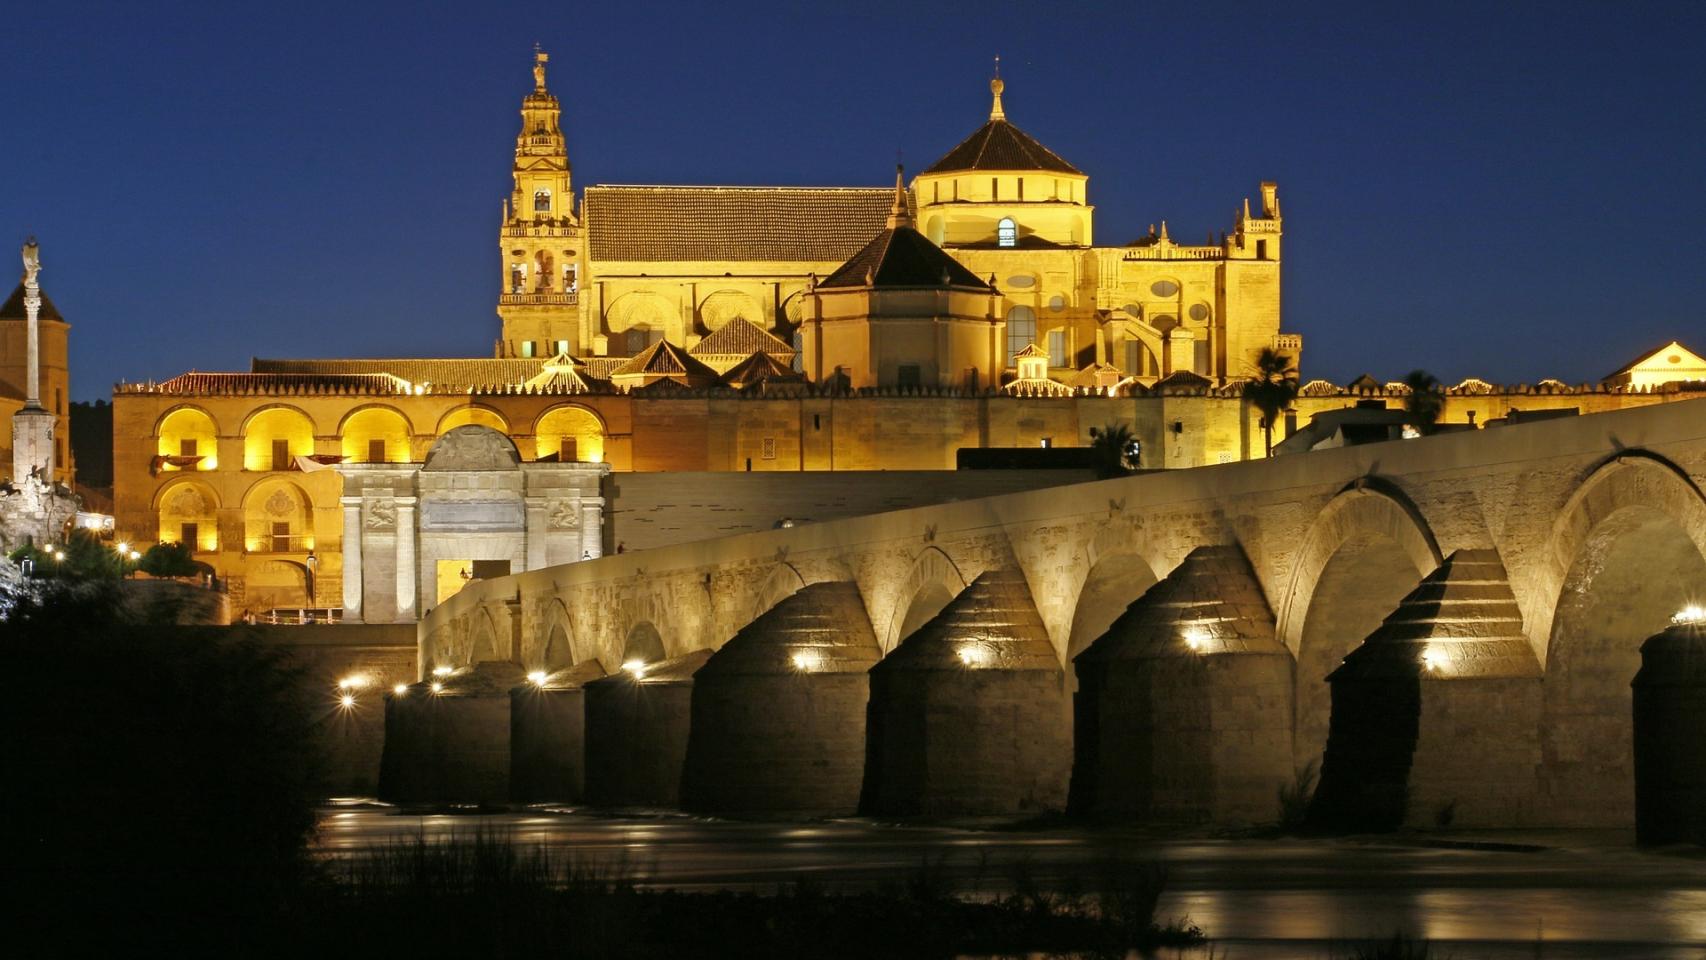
[{"left": 408, "top": 397, "right": 1706, "bottom": 831}]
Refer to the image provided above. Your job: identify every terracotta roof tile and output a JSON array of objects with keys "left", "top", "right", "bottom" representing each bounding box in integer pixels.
[
  {"left": 253, "top": 357, "right": 545, "bottom": 390},
  {"left": 141, "top": 372, "right": 414, "bottom": 395},
  {"left": 610, "top": 340, "right": 720, "bottom": 387},
  {"left": 691, "top": 317, "right": 795, "bottom": 358},
  {"left": 585, "top": 185, "right": 914, "bottom": 262},
  {"left": 720, "top": 351, "right": 804, "bottom": 388}
]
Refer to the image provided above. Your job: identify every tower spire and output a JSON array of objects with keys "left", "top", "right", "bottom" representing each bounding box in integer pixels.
[
  {"left": 886, "top": 164, "right": 912, "bottom": 229},
  {"left": 989, "top": 56, "right": 1006, "bottom": 121}
]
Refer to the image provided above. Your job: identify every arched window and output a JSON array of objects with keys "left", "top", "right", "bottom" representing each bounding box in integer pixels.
[
  {"left": 1006, "top": 306, "right": 1036, "bottom": 365},
  {"left": 533, "top": 189, "right": 551, "bottom": 213},
  {"left": 626, "top": 325, "right": 662, "bottom": 355},
  {"left": 997, "top": 217, "right": 1017, "bottom": 248},
  {"left": 535, "top": 405, "right": 605, "bottom": 464},
  {"left": 534, "top": 251, "right": 554, "bottom": 291}
]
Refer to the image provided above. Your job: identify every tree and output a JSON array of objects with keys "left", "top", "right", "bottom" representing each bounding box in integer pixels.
[
  {"left": 1087, "top": 422, "right": 1141, "bottom": 479},
  {"left": 1401, "top": 369, "right": 1445, "bottom": 434},
  {"left": 1, "top": 582, "right": 320, "bottom": 952},
  {"left": 141, "top": 540, "right": 200, "bottom": 577},
  {"left": 1241, "top": 347, "right": 1299, "bottom": 457}
]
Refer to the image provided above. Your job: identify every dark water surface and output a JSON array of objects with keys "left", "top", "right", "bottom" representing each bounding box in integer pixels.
[{"left": 314, "top": 802, "right": 1706, "bottom": 958}]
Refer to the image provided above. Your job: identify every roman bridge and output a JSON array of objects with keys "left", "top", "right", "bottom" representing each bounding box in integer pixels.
[{"left": 406, "top": 398, "right": 1706, "bottom": 833}]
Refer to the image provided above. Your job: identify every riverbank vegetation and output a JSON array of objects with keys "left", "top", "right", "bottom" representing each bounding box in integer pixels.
[{"left": 3, "top": 580, "right": 1202, "bottom": 958}]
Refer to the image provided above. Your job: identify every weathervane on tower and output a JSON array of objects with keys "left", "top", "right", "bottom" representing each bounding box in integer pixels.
[{"left": 990, "top": 55, "right": 1005, "bottom": 121}]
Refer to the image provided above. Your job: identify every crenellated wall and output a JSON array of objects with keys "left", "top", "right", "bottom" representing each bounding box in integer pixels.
[{"left": 416, "top": 397, "right": 1706, "bottom": 828}]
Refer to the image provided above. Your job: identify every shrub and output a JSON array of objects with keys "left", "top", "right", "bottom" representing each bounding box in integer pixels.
[
  {"left": 0, "top": 582, "right": 320, "bottom": 952},
  {"left": 140, "top": 540, "right": 199, "bottom": 577},
  {"left": 1279, "top": 759, "right": 1319, "bottom": 831}
]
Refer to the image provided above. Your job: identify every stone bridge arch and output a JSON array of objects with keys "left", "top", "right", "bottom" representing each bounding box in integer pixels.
[
  {"left": 622, "top": 620, "right": 667, "bottom": 666},
  {"left": 882, "top": 546, "right": 967, "bottom": 653},
  {"left": 750, "top": 562, "right": 808, "bottom": 622},
  {"left": 1277, "top": 478, "right": 1444, "bottom": 770},
  {"left": 1064, "top": 521, "right": 1171, "bottom": 661},
  {"left": 533, "top": 598, "right": 576, "bottom": 672},
  {"left": 468, "top": 605, "right": 505, "bottom": 665},
  {"left": 1539, "top": 451, "right": 1706, "bottom": 826}
]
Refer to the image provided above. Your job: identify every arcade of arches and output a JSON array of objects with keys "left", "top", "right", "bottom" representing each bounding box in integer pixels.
[{"left": 414, "top": 400, "right": 1706, "bottom": 832}]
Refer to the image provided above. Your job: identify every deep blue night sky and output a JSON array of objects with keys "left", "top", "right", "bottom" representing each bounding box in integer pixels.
[{"left": 3, "top": 1, "right": 1703, "bottom": 400}]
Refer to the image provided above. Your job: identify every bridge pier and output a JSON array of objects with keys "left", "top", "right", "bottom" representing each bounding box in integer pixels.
[
  {"left": 510, "top": 661, "right": 607, "bottom": 803},
  {"left": 1069, "top": 545, "right": 1292, "bottom": 824},
  {"left": 681, "top": 582, "right": 882, "bottom": 817},
  {"left": 378, "top": 662, "right": 523, "bottom": 804},
  {"left": 583, "top": 650, "right": 712, "bottom": 807},
  {"left": 1311, "top": 551, "right": 1542, "bottom": 830},
  {"left": 861, "top": 568, "right": 1071, "bottom": 817},
  {"left": 1633, "top": 618, "right": 1706, "bottom": 845}
]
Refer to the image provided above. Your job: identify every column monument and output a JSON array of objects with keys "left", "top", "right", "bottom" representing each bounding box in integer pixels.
[
  {"left": 13, "top": 239, "right": 55, "bottom": 484},
  {"left": 0, "top": 238, "right": 76, "bottom": 550}
]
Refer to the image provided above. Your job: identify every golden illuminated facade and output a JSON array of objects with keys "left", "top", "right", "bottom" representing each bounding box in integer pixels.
[
  {"left": 497, "top": 53, "right": 1293, "bottom": 386},
  {"left": 106, "top": 50, "right": 1705, "bottom": 617}
]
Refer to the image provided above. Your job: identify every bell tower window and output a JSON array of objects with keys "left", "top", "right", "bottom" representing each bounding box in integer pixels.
[
  {"left": 533, "top": 190, "right": 551, "bottom": 213},
  {"left": 997, "top": 218, "right": 1017, "bottom": 248}
]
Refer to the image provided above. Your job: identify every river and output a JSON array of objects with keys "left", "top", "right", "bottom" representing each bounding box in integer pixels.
[{"left": 314, "top": 801, "right": 1706, "bottom": 958}]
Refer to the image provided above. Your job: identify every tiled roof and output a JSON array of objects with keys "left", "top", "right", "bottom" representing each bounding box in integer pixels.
[
  {"left": 610, "top": 340, "right": 720, "bottom": 386},
  {"left": 0, "top": 283, "right": 63, "bottom": 321},
  {"left": 137, "top": 372, "right": 415, "bottom": 395},
  {"left": 720, "top": 351, "right": 803, "bottom": 388},
  {"left": 584, "top": 185, "right": 913, "bottom": 262},
  {"left": 253, "top": 357, "right": 546, "bottom": 390},
  {"left": 818, "top": 226, "right": 995, "bottom": 290},
  {"left": 921, "top": 118, "right": 1082, "bottom": 176},
  {"left": 1603, "top": 339, "right": 1703, "bottom": 380},
  {"left": 522, "top": 354, "right": 590, "bottom": 393},
  {"left": 691, "top": 317, "right": 795, "bottom": 358}
]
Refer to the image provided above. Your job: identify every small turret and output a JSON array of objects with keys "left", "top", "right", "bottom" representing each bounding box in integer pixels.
[{"left": 885, "top": 164, "right": 912, "bottom": 229}]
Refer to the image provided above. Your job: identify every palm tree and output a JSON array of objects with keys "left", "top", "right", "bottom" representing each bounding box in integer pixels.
[
  {"left": 1088, "top": 422, "right": 1139, "bottom": 479},
  {"left": 1242, "top": 347, "right": 1298, "bottom": 457},
  {"left": 1401, "top": 370, "right": 1445, "bottom": 434}
]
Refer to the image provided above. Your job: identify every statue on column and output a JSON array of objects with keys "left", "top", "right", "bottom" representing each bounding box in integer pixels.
[{"left": 21, "top": 237, "right": 41, "bottom": 284}]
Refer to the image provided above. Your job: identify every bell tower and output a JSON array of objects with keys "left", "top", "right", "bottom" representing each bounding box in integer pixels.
[{"left": 496, "top": 47, "right": 582, "bottom": 359}]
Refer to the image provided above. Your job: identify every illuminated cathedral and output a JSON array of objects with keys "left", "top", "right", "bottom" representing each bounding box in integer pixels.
[{"left": 105, "top": 50, "right": 1699, "bottom": 617}]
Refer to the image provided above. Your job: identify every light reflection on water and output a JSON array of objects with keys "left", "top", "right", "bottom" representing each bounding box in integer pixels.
[{"left": 316, "top": 803, "right": 1706, "bottom": 956}]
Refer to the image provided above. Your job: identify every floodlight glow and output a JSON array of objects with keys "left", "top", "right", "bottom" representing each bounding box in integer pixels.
[
  {"left": 338, "top": 675, "right": 370, "bottom": 690},
  {"left": 116, "top": 542, "right": 130, "bottom": 554},
  {"left": 432, "top": 665, "right": 454, "bottom": 677},
  {"left": 393, "top": 683, "right": 408, "bottom": 696},
  {"left": 1182, "top": 627, "right": 1209, "bottom": 652},
  {"left": 338, "top": 694, "right": 355, "bottom": 708},
  {"left": 527, "top": 670, "right": 549, "bottom": 686},
  {"left": 790, "top": 649, "right": 823, "bottom": 672},
  {"left": 956, "top": 644, "right": 990, "bottom": 667},
  {"left": 1674, "top": 605, "right": 1706, "bottom": 625},
  {"left": 430, "top": 682, "right": 444, "bottom": 694},
  {"left": 129, "top": 550, "right": 141, "bottom": 561},
  {"left": 1422, "top": 647, "right": 1444, "bottom": 671},
  {"left": 623, "top": 659, "right": 648, "bottom": 677}
]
